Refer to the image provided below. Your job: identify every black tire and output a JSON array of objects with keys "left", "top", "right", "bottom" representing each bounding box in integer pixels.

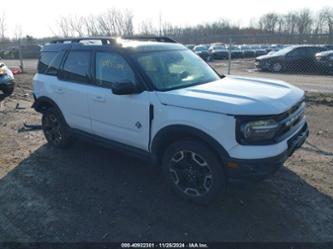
[
  {"left": 162, "top": 139, "right": 226, "bottom": 204},
  {"left": 3, "top": 86, "right": 14, "bottom": 95},
  {"left": 42, "top": 107, "right": 72, "bottom": 148}
]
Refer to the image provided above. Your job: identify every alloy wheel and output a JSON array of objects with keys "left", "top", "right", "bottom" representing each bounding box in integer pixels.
[{"left": 169, "top": 150, "right": 213, "bottom": 197}]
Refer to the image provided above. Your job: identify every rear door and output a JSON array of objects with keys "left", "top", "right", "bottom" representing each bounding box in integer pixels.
[
  {"left": 87, "top": 51, "right": 151, "bottom": 151},
  {"left": 306, "top": 47, "right": 325, "bottom": 71},
  {"left": 57, "top": 50, "right": 93, "bottom": 133},
  {"left": 285, "top": 48, "right": 307, "bottom": 71}
]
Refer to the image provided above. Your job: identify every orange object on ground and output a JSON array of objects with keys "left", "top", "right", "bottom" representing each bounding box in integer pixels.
[{"left": 9, "top": 67, "right": 22, "bottom": 75}]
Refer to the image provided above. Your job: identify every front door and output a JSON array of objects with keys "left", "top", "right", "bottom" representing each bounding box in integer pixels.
[{"left": 88, "top": 51, "right": 151, "bottom": 151}]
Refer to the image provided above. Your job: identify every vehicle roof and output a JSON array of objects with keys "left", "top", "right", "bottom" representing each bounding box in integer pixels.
[{"left": 41, "top": 36, "right": 185, "bottom": 53}]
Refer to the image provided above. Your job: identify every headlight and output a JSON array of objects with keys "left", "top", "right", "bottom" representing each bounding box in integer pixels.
[
  {"left": 238, "top": 119, "right": 279, "bottom": 144},
  {"left": 0, "top": 67, "right": 7, "bottom": 76}
]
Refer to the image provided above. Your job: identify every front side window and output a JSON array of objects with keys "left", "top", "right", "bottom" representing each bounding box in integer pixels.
[
  {"left": 133, "top": 49, "right": 220, "bottom": 91},
  {"left": 62, "top": 51, "right": 91, "bottom": 83},
  {"left": 95, "top": 52, "right": 135, "bottom": 87}
]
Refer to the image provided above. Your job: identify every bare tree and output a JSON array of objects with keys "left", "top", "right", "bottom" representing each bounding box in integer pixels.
[
  {"left": 0, "top": 12, "right": 6, "bottom": 40},
  {"left": 138, "top": 19, "right": 156, "bottom": 35},
  {"left": 14, "top": 24, "right": 23, "bottom": 40},
  {"left": 319, "top": 7, "right": 333, "bottom": 43},
  {"left": 98, "top": 8, "right": 134, "bottom": 36},
  {"left": 284, "top": 12, "right": 298, "bottom": 34},
  {"left": 276, "top": 16, "right": 285, "bottom": 33},
  {"left": 57, "top": 16, "right": 73, "bottom": 37},
  {"left": 313, "top": 11, "right": 324, "bottom": 35},
  {"left": 259, "top": 13, "right": 279, "bottom": 32},
  {"left": 83, "top": 15, "right": 100, "bottom": 36},
  {"left": 68, "top": 16, "right": 86, "bottom": 37},
  {"left": 296, "top": 9, "right": 313, "bottom": 35}
]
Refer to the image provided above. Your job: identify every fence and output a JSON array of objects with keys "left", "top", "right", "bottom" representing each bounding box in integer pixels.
[
  {"left": 0, "top": 39, "right": 41, "bottom": 73},
  {"left": 173, "top": 33, "right": 333, "bottom": 45},
  {"left": 1, "top": 34, "right": 333, "bottom": 76}
]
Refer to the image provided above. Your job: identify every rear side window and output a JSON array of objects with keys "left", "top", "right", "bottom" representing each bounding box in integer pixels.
[
  {"left": 62, "top": 51, "right": 91, "bottom": 83},
  {"left": 45, "top": 52, "right": 64, "bottom": 76},
  {"left": 38, "top": 52, "right": 58, "bottom": 74}
]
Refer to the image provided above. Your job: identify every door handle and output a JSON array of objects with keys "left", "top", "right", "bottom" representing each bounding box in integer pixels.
[
  {"left": 55, "top": 87, "right": 64, "bottom": 94},
  {"left": 93, "top": 95, "right": 106, "bottom": 103}
]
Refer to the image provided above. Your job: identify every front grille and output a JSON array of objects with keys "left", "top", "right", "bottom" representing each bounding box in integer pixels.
[{"left": 275, "top": 100, "right": 305, "bottom": 142}]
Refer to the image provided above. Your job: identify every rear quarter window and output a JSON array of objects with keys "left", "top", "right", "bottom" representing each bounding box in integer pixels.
[
  {"left": 38, "top": 52, "right": 59, "bottom": 74},
  {"left": 61, "top": 51, "right": 91, "bottom": 83}
]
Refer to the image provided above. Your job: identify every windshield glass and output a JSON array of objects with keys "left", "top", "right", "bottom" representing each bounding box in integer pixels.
[
  {"left": 133, "top": 49, "right": 221, "bottom": 91},
  {"left": 272, "top": 46, "right": 295, "bottom": 56},
  {"left": 213, "top": 46, "right": 226, "bottom": 50},
  {"left": 194, "top": 46, "right": 207, "bottom": 51}
]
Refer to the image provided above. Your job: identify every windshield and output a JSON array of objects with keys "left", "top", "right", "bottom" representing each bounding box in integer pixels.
[
  {"left": 213, "top": 46, "right": 226, "bottom": 50},
  {"left": 194, "top": 46, "right": 207, "bottom": 51},
  {"left": 133, "top": 49, "right": 221, "bottom": 91},
  {"left": 272, "top": 46, "right": 295, "bottom": 56}
]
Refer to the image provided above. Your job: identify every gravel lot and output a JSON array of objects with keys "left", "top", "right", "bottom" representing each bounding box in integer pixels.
[{"left": 0, "top": 59, "right": 332, "bottom": 242}]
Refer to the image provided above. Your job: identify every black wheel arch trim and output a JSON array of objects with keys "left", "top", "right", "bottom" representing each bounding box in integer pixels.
[
  {"left": 151, "top": 125, "right": 230, "bottom": 163},
  {"left": 33, "top": 96, "right": 69, "bottom": 126}
]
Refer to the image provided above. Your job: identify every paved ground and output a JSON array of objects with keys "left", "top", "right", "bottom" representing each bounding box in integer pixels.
[
  {"left": 211, "top": 59, "right": 333, "bottom": 93},
  {"left": 0, "top": 60, "right": 332, "bottom": 242}
]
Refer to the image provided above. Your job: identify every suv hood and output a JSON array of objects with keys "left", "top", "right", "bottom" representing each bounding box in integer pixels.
[{"left": 156, "top": 76, "right": 304, "bottom": 115}]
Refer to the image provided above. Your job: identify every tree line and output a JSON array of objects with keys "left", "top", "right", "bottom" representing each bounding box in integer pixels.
[{"left": 0, "top": 7, "right": 333, "bottom": 44}]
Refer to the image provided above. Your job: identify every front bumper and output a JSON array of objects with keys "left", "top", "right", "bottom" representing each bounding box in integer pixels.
[
  {"left": 255, "top": 60, "right": 271, "bottom": 70},
  {"left": 226, "top": 122, "right": 309, "bottom": 181}
]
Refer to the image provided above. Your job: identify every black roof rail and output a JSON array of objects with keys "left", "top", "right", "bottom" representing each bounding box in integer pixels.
[
  {"left": 49, "top": 37, "right": 117, "bottom": 45},
  {"left": 48, "top": 36, "right": 177, "bottom": 46},
  {"left": 123, "top": 36, "right": 177, "bottom": 43}
]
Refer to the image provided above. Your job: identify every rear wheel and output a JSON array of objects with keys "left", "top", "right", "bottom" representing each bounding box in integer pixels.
[
  {"left": 162, "top": 139, "right": 226, "bottom": 204},
  {"left": 42, "top": 107, "right": 72, "bottom": 148}
]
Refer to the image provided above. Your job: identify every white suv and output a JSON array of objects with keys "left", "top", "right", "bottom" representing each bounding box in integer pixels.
[{"left": 33, "top": 37, "right": 309, "bottom": 203}]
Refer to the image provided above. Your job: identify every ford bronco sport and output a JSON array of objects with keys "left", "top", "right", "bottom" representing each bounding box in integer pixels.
[{"left": 33, "top": 37, "right": 309, "bottom": 203}]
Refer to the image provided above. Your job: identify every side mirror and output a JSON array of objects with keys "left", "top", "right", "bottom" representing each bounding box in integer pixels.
[{"left": 111, "top": 82, "right": 139, "bottom": 95}]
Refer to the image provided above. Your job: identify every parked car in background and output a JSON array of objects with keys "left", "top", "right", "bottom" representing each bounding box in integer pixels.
[
  {"left": 239, "top": 45, "right": 256, "bottom": 57},
  {"left": 227, "top": 45, "right": 243, "bottom": 58},
  {"left": 193, "top": 45, "right": 209, "bottom": 61},
  {"left": 251, "top": 45, "right": 267, "bottom": 56},
  {"left": 255, "top": 45, "right": 326, "bottom": 73},
  {"left": 259, "top": 45, "right": 271, "bottom": 53},
  {"left": 208, "top": 44, "right": 228, "bottom": 60},
  {"left": 315, "top": 50, "right": 333, "bottom": 73},
  {"left": 185, "top": 44, "right": 196, "bottom": 50},
  {"left": 325, "top": 45, "right": 333, "bottom": 50},
  {"left": 0, "top": 62, "right": 15, "bottom": 95},
  {"left": 270, "top": 44, "right": 285, "bottom": 53}
]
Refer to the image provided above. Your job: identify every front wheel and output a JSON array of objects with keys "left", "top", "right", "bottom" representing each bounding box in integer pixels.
[
  {"left": 271, "top": 62, "right": 283, "bottom": 73},
  {"left": 42, "top": 107, "right": 72, "bottom": 148},
  {"left": 162, "top": 139, "right": 226, "bottom": 204},
  {"left": 3, "top": 86, "right": 14, "bottom": 95}
]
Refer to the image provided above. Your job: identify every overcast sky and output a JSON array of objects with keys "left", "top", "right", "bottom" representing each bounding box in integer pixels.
[{"left": 3, "top": 0, "right": 333, "bottom": 38}]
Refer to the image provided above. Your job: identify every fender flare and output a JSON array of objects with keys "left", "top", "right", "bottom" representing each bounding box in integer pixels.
[
  {"left": 33, "top": 96, "right": 69, "bottom": 126},
  {"left": 151, "top": 125, "right": 230, "bottom": 162}
]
